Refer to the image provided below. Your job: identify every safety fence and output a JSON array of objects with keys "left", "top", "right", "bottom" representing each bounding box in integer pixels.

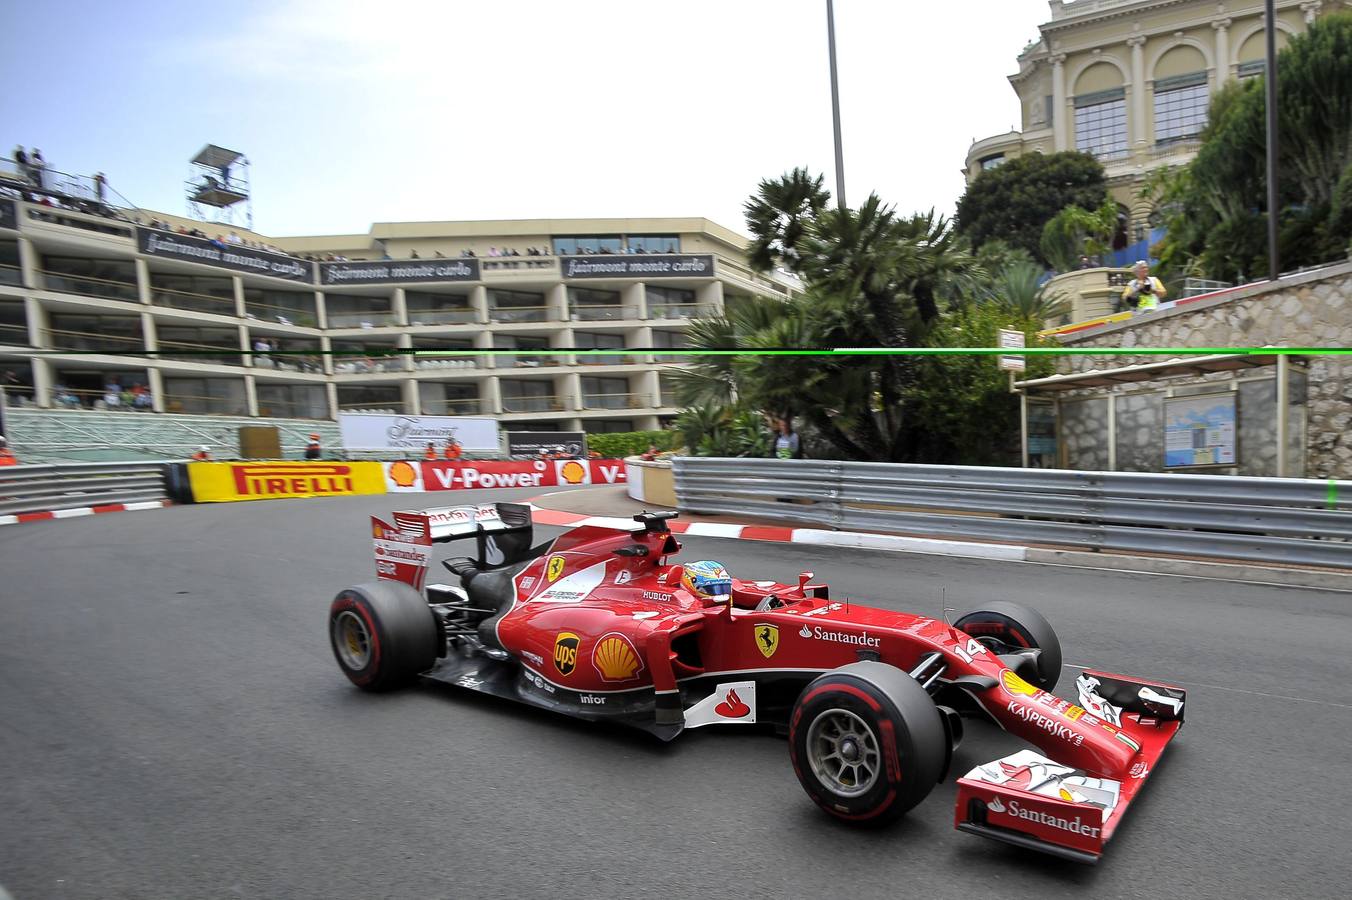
[
  {"left": 0, "top": 461, "right": 171, "bottom": 517},
  {"left": 672, "top": 458, "right": 1352, "bottom": 570}
]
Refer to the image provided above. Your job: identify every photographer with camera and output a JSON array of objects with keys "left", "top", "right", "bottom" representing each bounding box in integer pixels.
[{"left": 1121, "top": 260, "right": 1167, "bottom": 312}]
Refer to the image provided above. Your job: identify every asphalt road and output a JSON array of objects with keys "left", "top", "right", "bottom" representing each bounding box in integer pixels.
[{"left": 2, "top": 490, "right": 1351, "bottom": 899}]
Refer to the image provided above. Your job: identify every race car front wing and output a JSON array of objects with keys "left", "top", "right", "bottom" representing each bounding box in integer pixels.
[{"left": 954, "top": 668, "right": 1186, "bottom": 864}]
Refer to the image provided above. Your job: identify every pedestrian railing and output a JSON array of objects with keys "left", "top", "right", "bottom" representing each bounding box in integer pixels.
[{"left": 672, "top": 458, "right": 1352, "bottom": 569}]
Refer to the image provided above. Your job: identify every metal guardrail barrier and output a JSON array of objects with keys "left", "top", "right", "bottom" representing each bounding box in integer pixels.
[
  {"left": 0, "top": 460, "right": 170, "bottom": 516},
  {"left": 672, "top": 458, "right": 1352, "bottom": 570}
]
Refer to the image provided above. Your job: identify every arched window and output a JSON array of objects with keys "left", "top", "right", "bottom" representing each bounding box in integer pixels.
[{"left": 1073, "top": 63, "right": 1128, "bottom": 160}]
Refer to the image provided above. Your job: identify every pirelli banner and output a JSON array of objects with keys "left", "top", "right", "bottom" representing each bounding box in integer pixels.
[{"left": 187, "top": 461, "right": 387, "bottom": 503}]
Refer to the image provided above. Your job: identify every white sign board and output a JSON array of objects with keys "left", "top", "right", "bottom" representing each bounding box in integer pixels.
[
  {"left": 998, "top": 328, "right": 1026, "bottom": 372},
  {"left": 339, "top": 414, "right": 500, "bottom": 452}
]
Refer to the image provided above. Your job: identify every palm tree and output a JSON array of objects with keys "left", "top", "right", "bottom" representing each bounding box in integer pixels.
[
  {"left": 743, "top": 168, "right": 831, "bottom": 274},
  {"left": 982, "top": 260, "right": 1072, "bottom": 324}
]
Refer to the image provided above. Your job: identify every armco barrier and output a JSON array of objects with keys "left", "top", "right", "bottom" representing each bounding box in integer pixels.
[
  {"left": 672, "top": 458, "right": 1352, "bottom": 570},
  {"left": 0, "top": 460, "right": 171, "bottom": 516}
]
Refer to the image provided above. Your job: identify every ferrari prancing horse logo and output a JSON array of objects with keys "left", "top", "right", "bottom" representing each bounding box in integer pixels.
[
  {"left": 546, "top": 555, "right": 566, "bottom": 582},
  {"left": 755, "top": 624, "right": 779, "bottom": 659}
]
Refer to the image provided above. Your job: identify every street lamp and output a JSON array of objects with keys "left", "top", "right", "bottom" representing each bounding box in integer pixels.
[
  {"left": 826, "top": 0, "right": 847, "bottom": 209},
  {"left": 1264, "top": 0, "right": 1280, "bottom": 280}
]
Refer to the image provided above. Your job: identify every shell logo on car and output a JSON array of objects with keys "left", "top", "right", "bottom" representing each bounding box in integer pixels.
[
  {"left": 592, "top": 633, "right": 644, "bottom": 682},
  {"left": 1000, "top": 669, "right": 1041, "bottom": 698}
]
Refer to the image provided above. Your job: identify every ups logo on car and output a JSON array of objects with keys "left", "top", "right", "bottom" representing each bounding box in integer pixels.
[{"left": 553, "top": 632, "right": 581, "bottom": 676}]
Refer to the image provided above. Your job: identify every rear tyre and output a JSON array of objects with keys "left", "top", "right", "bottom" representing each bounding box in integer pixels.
[
  {"left": 954, "top": 600, "right": 1062, "bottom": 691},
  {"left": 329, "top": 581, "right": 439, "bottom": 692},
  {"left": 789, "top": 661, "right": 947, "bottom": 826}
]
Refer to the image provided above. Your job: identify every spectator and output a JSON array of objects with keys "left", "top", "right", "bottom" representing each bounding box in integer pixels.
[
  {"left": 443, "top": 438, "right": 462, "bottom": 460},
  {"left": 305, "top": 433, "right": 322, "bottom": 460},
  {"left": 13, "top": 146, "right": 28, "bottom": 177},
  {"left": 423, "top": 441, "right": 438, "bottom": 460},
  {"left": 1077, "top": 255, "right": 1093, "bottom": 270},
  {"left": 30, "top": 149, "right": 46, "bottom": 189},
  {"left": 434, "top": 250, "right": 445, "bottom": 258},
  {"left": 93, "top": 171, "right": 107, "bottom": 204},
  {"left": 131, "top": 383, "right": 152, "bottom": 410},
  {"left": 488, "top": 247, "right": 500, "bottom": 257},
  {"left": 640, "top": 443, "right": 660, "bottom": 462},
  {"left": 103, "top": 379, "right": 122, "bottom": 409},
  {"left": 227, "top": 231, "right": 243, "bottom": 244},
  {"left": 0, "top": 435, "right": 17, "bottom": 466},
  {"left": 1120, "top": 260, "right": 1167, "bottom": 312},
  {"left": 410, "top": 249, "right": 420, "bottom": 259},
  {"left": 191, "top": 445, "right": 212, "bottom": 461},
  {"left": 770, "top": 418, "right": 802, "bottom": 460}
]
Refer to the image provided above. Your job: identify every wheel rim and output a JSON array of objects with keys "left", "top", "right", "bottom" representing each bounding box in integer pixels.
[
  {"left": 805, "top": 708, "right": 882, "bottom": 798},
  {"left": 333, "top": 610, "right": 372, "bottom": 670}
]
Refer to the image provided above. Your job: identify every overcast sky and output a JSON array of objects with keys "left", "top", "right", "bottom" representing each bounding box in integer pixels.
[{"left": 1, "top": 0, "right": 1049, "bottom": 239}]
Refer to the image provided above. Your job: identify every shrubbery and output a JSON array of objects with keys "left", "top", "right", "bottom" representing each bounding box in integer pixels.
[{"left": 586, "top": 430, "right": 681, "bottom": 459}]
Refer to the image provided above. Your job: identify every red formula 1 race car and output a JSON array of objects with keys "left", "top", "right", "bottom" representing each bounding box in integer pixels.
[{"left": 328, "top": 503, "right": 1186, "bottom": 864}]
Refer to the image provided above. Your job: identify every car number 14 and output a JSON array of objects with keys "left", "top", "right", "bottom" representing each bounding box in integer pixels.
[{"left": 952, "top": 637, "right": 988, "bottom": 664}]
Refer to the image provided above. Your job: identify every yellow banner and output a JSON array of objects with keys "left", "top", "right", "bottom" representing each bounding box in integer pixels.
[{"left": 187, "top": 461, "right": 387, "bottom": 503}]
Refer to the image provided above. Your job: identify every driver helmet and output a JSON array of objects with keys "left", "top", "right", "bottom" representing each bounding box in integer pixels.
[{"left": 681, "top": 560, "right": 732, "bottom": 598}]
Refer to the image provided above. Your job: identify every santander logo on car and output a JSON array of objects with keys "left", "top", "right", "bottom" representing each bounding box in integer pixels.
[{"left": 797, "top": 624, "right": 881, "bottom": 648}]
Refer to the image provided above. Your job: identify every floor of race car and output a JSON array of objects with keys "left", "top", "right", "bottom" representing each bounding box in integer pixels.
[{"left": 2, "top": 486, "right": 1349, "bottom": 900}]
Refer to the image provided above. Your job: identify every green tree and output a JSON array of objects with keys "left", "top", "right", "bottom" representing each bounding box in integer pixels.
[
  {"left": 743, "top": 167, "right": 832, "bottom": 274},
  {"left": 1039, "top": 198, "right": 1118, "bottom": 272},
  {"left": 955, "top": 151, "right": 1108, "bottom": 265},
  {"left": 1149, "top": 13, "right": 1352, "bottom": 279},
  {"left": 980, "top": 260, "right": 1072, "bottom": 324}
]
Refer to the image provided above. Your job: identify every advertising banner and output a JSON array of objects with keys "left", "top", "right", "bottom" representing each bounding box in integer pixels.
[
  {"left": 1164, "top": 393, "right": 1237, "bottom": 467},
  {"left": 389, "top": 458, "right": 626, "bottom": 493},
  {"left": 187, "top": 461, "right": 386, "bottom": 502},
  {"left": 137, "top": 228, "right": 314, "bottom": 283},
  {"left": 340, "top": 413, "right": 499, "bottom": 453},
  {"left": 506, "top": 431, "right": 587, "bottom": 458},
  {"left": 559, "top": 254, "right": 714, "bottom": 280},
  {"left": 320, "top": 258, "right": 480, "bottom": 286},
  {"left": 0, "top": 198, "right": 16, "bottom": 231}
]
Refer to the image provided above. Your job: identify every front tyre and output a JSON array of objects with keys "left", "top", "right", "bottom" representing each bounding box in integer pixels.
[
  {"left": 789, "top": 661, "right": 946, "bottom": 826},
  {"left": 329, "top": 581, "right": 439, "bottom": 691},
  {"left": 953, "top": 600, "right": 1062, "bottom": 691}
]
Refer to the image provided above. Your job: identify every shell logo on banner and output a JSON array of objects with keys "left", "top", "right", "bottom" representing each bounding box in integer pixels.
[
  {"left": 592, "top": 632, "right": 644, "bottom": 682},
  {"left": 555, "top": 459, "right": 591, "bottom": 486},
  {"left": 383, "top": 460, "right": 425, "bottom": 492}
]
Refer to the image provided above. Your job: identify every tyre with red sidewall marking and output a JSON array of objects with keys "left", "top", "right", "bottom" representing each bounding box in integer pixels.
[
  {"left": 329, "top": 581, "right": 439, "bottom": 692},
  {"left": 788, "top": 661, "right": 946, "bottom": 826},
  {"left": 953, "top": 600, "right": 1062, "bottom": 691}
]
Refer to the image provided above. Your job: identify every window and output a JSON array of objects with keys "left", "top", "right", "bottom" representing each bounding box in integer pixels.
[
  {"left": 1237, "top": 60, "right": 1266, "bottom": 80},
  {"left": 646, "top": 286, "right": 695, "bottom": 306},
  {"left": 581, "top": 376, "right": 631, "bottom": 409},
  {"left": 627, "top": 235, "right": 680, "bottom": 253},
  {"left": 1153, "top": 73, "right": 1208, "bottom": 145},
  {"left": 553, "top": 235, "right": 623, "bottom": 255},
  {"left": 979, "top": 154, "right": 1006, "bottom": 171},
  {"left": 1074, "top": 88, "right": 1128, "bottom": 160},
  {"left": 584, "top": 419, "right": 635, "bottom": 434}
]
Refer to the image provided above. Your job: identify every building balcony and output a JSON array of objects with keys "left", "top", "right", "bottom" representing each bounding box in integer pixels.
[
  {"left": 39, "top": 270, "right": 139, "bottom": 304},
  {"left": 406, "top": 308, "right": 478, "bottom": 326},
  {"left": 568, "top": 304, "right": 640, "bottom": 322},
  {"left": 648, "top": 303, "right": 715, "bottom": 321},
  {"left": 412, "top": 353, "right": 481, "bottom": 372},
  {"left": 489, "top": 305, "right": 551, "bottom": 324},
  {"left": 501, "top": 394, "right": 565, "bottom": 414},
  {"left": 44, "top": 328, "right": 145, "bottom": 355},
  {"left": 152, "top": 285, "right": 238, "bottom": 317},
  {"left": 580, "top": 392, "right": 649, "bottom": 410}
]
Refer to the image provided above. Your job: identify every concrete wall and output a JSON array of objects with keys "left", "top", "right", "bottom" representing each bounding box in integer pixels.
[{"left": 1055, "top": 261, "right": 1352, "bottom": 479}]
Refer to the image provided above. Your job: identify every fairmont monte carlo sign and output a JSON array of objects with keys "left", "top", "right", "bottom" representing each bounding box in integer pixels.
[
  {"left": 559, "top": 254, "right": 715, "bottom": 279},
  {"left": 319, "top": 258, "right": 481, "bottom": 286},
  {"left": 136, "top": 228, "right": 315, "bottom": 283}
]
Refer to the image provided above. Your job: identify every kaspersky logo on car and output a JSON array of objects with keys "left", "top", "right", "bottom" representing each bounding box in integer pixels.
[{"left": 231, "top": 463, "right": 354, "bottom": 496}]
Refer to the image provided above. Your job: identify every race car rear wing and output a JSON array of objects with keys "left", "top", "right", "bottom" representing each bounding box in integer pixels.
[{"left": 372, "top": 502, "right": 536, "bottom": 590}]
